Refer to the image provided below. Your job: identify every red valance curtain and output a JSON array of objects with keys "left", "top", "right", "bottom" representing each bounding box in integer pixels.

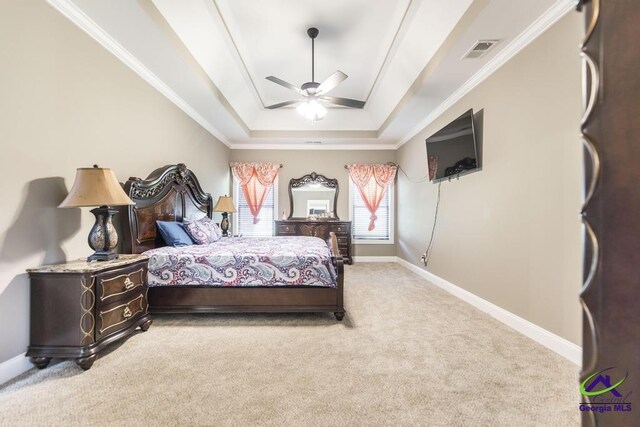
[
  {"left": 230, "top": 162, "right": 280, "bottom": 224},
  {"left": 347, "top": 163, "right": 397, "bottom": 231}
]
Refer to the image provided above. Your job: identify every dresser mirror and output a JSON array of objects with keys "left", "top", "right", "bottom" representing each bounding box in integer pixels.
[{"left": 288, "top": 172, "right": 339, "bottom": 219}]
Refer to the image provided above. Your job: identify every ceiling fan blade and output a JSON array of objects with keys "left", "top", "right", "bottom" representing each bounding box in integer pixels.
[
  {"left": 265, "top": 76, "right": 306, "bottom": 96},
  {"left": 316, "top": 71, "right": 348, "bottom": 95},
  {"left": 321, "top": 96, "right": 365, "bottom": 109},
  {"left": 265, "top": 100, "right": 300, "bottom": 109}
]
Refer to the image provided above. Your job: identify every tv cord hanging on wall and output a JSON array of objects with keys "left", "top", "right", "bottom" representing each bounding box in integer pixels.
[
  {"left": 395, "top": 164, "right": 438, "bottom": 265},
  {"left": 422, "top": 181, "right": 442, "bottom": 267},
  {"left": 397, "top": 165, "right": 430, "bottom": 183}
]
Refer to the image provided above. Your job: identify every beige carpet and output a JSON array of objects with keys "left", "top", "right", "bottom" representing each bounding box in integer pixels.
[{"left": 0, "top": 263, "right": 579, "bottom": 426}]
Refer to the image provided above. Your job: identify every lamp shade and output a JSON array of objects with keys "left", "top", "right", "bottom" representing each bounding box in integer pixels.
[
  {"left": 59, "top": 167, "right": 134, "bottom": 208},
  {"left": 213, "top": 195, "right": 237, "bottom": 213}
]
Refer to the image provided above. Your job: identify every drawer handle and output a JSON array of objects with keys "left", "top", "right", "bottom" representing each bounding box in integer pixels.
[
  {"left": 124, "top": 278, "right": 134, "bottom": 290},
  {"left": 123, "top": 306, "right": 132, "bottom": 319},
  {"left": 285, "top": 227, "right": 290, "bottom": 231}
]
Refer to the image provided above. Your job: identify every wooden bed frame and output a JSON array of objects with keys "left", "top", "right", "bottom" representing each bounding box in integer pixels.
[{"left": 120, "top": 163, "right": 345, "bottom": 320}]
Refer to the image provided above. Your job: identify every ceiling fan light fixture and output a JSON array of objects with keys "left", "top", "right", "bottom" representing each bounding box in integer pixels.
[
  {"left": 297, "top": 99, "right": 326, "bottom": 122},
  {"left": 296, "top": 101, "right": 309, "bottom": 116},
  {"left": 264, "top": 27, "right": 365, "bottom": 117}
]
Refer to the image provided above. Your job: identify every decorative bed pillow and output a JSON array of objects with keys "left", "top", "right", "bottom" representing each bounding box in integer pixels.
[
  {"left": 155, "top": 221, "right": 194, "bottom": 247},
  {"left": 183, "top": 216, "right": 222, "bottom": 244}
]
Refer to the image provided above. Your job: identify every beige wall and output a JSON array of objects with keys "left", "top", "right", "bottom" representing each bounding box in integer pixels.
[
  {"left": 230, "top": 150, "right": 397, "bottom": 257},
  {"left": 397, "top": 13, "right": 583, "bottom": 345},
  {"left": 0, "top": 0, "right": 230, "bottom": 364}
]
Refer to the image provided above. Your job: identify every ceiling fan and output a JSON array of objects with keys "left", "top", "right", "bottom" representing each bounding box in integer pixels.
[{"left": 265, "top": 27, "right": 366, "bottom": 122}]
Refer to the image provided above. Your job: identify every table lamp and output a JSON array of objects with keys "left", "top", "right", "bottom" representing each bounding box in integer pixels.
[
  {"left": 213, "top": 195, "right": 237, "bottom": 237},
  {"left": 59, "top": 165, "right": 134, "bottom": 261}
]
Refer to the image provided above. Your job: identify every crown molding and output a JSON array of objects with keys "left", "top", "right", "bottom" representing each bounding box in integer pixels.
[
  {"left": 142, "top": 0, "right": 251, "bottom": 135},
  {"left": 210, "top": 0, "right": 415, "bottom": 108},
  {"left": 228, "top": 143, "right": 397, "bottom": 151},
  {"left": 210, "top": 0, "right": 267, "bottom": 108},
  {"left": 249, "top": 130, "right": 378, "bottom": 139},
  {"left": 395, "top": 0, "right": 577, "bottom": 149},
  {"left": 377, "top": 0, "right": 489, "bottom": 137},
  {"left": 46, "top": 0, "right": 234, "bottom": 148}
]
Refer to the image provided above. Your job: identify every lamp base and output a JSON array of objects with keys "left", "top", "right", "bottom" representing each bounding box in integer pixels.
[
  {"left": 87, "top": 206, "right": 120, "bottom": 262},
  {"left": 220, "top": 212, "right": 230, "bottom": 237},
  {"left": 88, "top": 251, "right": 119, "bottom": 262}
]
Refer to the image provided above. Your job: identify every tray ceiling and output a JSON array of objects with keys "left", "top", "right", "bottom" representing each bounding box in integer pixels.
[{"left": 50, "top": 0, "right": 571, "bottom": 148}]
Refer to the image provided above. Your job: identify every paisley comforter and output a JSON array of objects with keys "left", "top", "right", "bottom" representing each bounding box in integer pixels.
[{"left": 144, "top": 236, "right": 337, "bottom": 288}]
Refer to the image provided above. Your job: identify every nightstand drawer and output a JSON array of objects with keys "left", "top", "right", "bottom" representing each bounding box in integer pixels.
[
  {"left": 97, "top": 265, "right": 145, "bottom": 303},
  {"left": 97, "top": 293, "right": 145, "bottom": 339},
  {"left": 277, "top": 224, "right": 295, "bottom": 234}
]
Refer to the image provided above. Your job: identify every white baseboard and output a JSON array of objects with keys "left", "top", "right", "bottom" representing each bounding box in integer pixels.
[
  {"left": 392, "top": 257, "right": 582, "bottom": 365},
  {"left": 0, "top": 353, "right": 32, "bottom": 386},
  {"left": 352, "top": 256, "right": 398, "bottom": 263}
]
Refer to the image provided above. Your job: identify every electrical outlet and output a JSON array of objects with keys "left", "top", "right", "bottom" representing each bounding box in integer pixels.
[{"left": 420, "top": 252, "right": 427, "bottom": 265}]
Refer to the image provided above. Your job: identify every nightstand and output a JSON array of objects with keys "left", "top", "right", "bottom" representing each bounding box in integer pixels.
[{"left": 26, "top": 254, "right": 152, "bottom": 370}]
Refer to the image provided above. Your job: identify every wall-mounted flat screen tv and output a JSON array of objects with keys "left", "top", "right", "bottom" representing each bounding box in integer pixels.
[{"left": 426, "top": 109, "right": 479, "bottom": 182}]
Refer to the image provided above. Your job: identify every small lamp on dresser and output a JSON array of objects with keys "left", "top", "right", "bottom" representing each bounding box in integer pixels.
[
  {"left": 58, "top": 165, "right": 134, "bottom": 261},
  {"left": 213, "top": 195, "right": 237, "bottom": 237}
]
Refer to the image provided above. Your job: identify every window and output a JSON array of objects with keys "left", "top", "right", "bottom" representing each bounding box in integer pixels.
[
  {"left": 349, "top": 180, "right": 394, "bottom": 244},
  {"left": 233, "top": 178, "right": 277, "bottom": 237}
]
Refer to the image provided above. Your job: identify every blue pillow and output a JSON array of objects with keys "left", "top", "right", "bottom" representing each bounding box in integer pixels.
[{"left": 156, "top": 221, "right": 194, "bottom": 247}]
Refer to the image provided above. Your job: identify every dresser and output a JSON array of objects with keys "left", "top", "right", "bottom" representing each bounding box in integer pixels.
[
  {"left": 275, "top": 220, "right": 352, "bottom": 264},
  {"left": 26, "top": 254, "right": 152, "bottom": 370}
]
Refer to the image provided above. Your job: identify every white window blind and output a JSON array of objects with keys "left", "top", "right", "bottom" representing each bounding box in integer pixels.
[
  {"left": 351, "top": 180, "right": 392, "bottom": 242},
  {"left": 234, "top": 180, "right": 276, "bottom": 237}
]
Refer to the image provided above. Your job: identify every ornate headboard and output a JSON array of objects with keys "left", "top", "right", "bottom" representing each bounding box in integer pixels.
[{"left": 121, "top": 163, "right": 213, "bottom": 254}]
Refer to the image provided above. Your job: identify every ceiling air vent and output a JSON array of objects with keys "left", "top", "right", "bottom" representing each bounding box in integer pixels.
[{"left": 463, "top": 40, "right": 499, "bottom": 59}]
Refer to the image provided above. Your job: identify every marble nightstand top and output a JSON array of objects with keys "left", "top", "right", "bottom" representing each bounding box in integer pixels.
[{"left": 27, "top": 254, "right": 148, "bottom": 274}]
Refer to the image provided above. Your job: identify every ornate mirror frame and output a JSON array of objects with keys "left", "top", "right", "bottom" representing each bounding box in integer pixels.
[{"left": 288, "top": 172, "right": 339, "bottom": 220}]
